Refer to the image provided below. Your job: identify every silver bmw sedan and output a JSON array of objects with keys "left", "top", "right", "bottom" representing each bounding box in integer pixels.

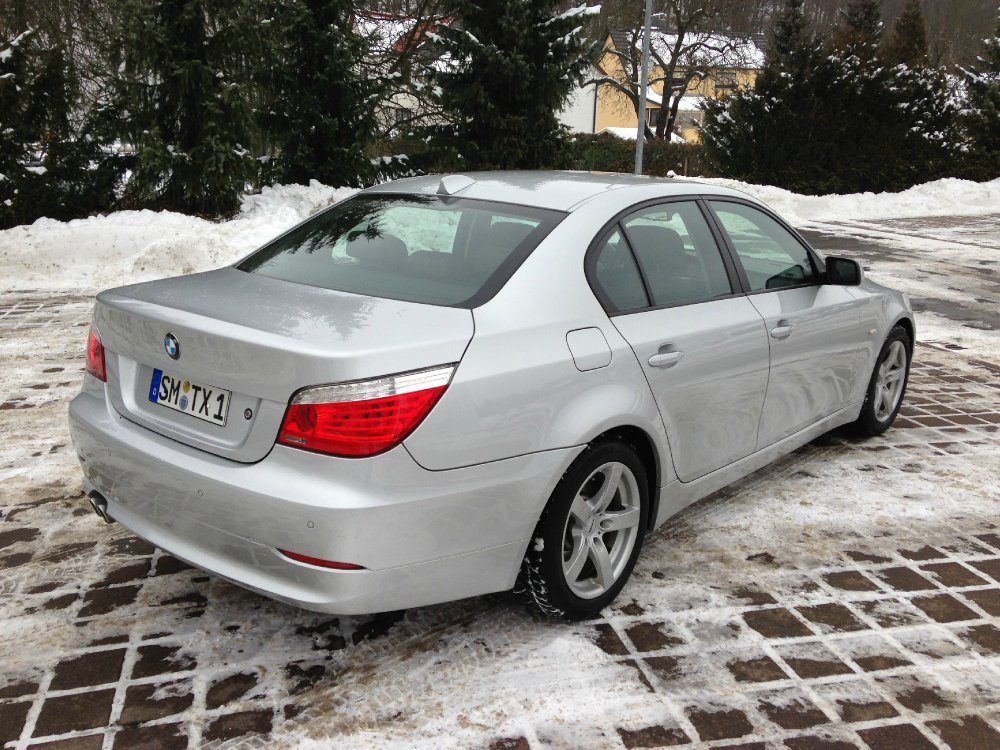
[{"left": 69, "top": 171, "right": 913, "bottom": 620}]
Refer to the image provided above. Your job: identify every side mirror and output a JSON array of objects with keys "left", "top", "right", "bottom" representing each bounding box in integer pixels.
[{"left": 826, "top": 256, "right": 864, "bottom": 286}]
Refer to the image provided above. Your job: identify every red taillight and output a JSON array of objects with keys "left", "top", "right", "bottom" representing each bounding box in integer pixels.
[
  {"left": 86, "top": 327, "right": 106, "bottom": 382},
  {"left": 277, "top": 365, "right": 454, "bottom": 458},
  {"left": 278, "top": 549, "right": 365, "bottom": 570}
]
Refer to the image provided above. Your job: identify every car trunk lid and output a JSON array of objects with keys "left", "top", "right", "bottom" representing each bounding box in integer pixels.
[{"left": 94, "top": 268, "right": 474, "bottom": 463}]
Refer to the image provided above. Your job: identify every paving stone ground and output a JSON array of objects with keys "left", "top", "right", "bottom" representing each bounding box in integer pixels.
[{"left": 1, "top": 218, "right": 999, "bottom": 749}]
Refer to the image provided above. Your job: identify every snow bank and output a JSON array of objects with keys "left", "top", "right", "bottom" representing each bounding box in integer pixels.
[
  {"left": 694, "top": 175, "right": 1000, "bottom": 225},
  {"left": 0, "top": 181, "right": 355, "bottom": 293}
]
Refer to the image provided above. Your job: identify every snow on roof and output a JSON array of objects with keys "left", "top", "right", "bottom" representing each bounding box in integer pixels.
[
  {"left": 599, "top": 127, "right": 687, "bottom": 144},
  {"left": 678, "top": 93, "right": 708, "bottom": 110},
  {"left": 609, "top": 29, "right": 764, "bottom": 70},
  {"left": 639, "top": 90, "right": 707, "bottom": 110},
  {"left": 649, "top": 32, "right": 764, "bottom": 69}
]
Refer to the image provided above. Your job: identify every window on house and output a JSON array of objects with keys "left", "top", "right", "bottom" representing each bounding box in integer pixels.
[{"left": 715, "top": 73, "right": 737, "bottom": 91}]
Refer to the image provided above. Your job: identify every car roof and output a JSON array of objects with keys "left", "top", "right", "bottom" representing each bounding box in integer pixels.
[{"left": 363, "top": 170, "right": 759, "bottom": 212}]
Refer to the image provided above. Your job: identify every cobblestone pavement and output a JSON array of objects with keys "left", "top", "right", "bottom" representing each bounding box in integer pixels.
[{"left": 1, "top": 219, "right": 999, "bottom": 749}]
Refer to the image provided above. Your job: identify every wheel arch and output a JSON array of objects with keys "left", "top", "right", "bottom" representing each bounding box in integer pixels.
[
  {"left": 591, "top": 424, "right": 661, "bottom": 530},
  {"left": 892, "top": 315, "right": 915, "bottom": 352}
]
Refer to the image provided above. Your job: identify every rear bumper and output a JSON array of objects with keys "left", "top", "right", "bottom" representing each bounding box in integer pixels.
[{"left": 69, "top": 385, "right": 578, "bottom": 614}]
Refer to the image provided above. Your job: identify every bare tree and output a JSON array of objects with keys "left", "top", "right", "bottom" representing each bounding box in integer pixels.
[
  {"left": 587, "top": 0, "right": 771, "bottom": 140},
  {"left": 355, "top": 0, "right": 452, "bottom": 138}
]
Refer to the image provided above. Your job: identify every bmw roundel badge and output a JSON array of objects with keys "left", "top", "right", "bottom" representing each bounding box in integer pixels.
[{"left": 164, "top": 333, "right": 180, "bottom": 360}]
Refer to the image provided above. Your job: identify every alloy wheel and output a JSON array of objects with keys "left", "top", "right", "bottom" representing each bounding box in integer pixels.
[
  {"left": 561, "top": 461, "right": 642, "bottom": 599},
  {"left": 874, "top": 340, "right": 908, "bottom": 422}
]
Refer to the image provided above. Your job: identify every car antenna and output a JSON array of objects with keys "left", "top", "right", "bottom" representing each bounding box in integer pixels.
[{"left": 437, "top": 175, "right": 476, "bottom": 196}]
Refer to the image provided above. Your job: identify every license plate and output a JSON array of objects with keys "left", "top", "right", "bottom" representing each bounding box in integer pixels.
[{"left": 149, "top": 369, "right": 231, "bottom": 426}]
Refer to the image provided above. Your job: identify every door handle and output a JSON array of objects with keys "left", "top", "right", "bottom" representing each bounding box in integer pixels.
[
  {"left": 770, "top": 320, "right": 793, "bottom": 340},
  {"left": 648, "top": 350, "right": 684, "bottom": 369}
]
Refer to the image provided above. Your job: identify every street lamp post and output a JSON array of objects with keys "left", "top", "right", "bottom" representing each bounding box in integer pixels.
[{"left": 634, "top": 0, "right": 654, "bottom": 175}]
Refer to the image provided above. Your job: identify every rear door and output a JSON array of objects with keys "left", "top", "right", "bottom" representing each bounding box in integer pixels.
[
  {"left": 590, "top": 199, "right": 771, "bottom": 483},
  {"left": 706, "top": 200, "right": 869, "bottom": 448}
]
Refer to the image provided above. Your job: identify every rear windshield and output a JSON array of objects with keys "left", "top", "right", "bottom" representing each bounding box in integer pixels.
[{"left": 237, "top": 194, "right": 565, "bottom": 307}]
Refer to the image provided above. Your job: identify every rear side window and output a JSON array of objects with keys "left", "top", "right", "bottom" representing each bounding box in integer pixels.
[
  {"left": 621, "top": 201, "right": 733, "bottom": 307},
  {"left": 238, "top": 194, "right": 564, "bottom": 307},
  {"left": 709, "top": 201, "right": 820, "bottom": 291},
  {"left": 592, "top": 229, "right": 649, "bottom": 313}
]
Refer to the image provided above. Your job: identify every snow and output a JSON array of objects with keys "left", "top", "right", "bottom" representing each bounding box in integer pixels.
[
  {"left": 694, "top": 175, "right": 1000, "bottom": 225},
  {"left": 544, "top": 4, "right": 603, "bottom": 26},
  {"left": 1, "top": 28, "right": 33, "bottom": 62},
  {"left": 0, "top": 182, "right": 355, "bottom": 294},
  {"left": 599, "top": 126, "right": 687, "bottom": 144},
  {"left": 642, "top": 31, "right": 765, "bottom": 69}
]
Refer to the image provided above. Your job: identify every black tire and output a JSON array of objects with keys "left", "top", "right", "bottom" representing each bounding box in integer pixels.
[
  {"left": 853, "top": 325, "right": 912, "bottom": 437},
  {"left": 516, "top": 441, "right": 649, "bottom": 620}
]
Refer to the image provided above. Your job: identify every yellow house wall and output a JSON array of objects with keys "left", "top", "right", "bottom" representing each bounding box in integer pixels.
[
  {"left": 595, "top": 49, "right": 641, "bottom": 131},
  {"left": 594, "top": 43, "right": 757, "bottom": 142}
]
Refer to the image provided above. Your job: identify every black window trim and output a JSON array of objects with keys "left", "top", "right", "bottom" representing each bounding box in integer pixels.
[
  {"left": 701, "top": 197, "right": 828, "bottom": 297},
  {"left": 584, "top": 195, "right": 746, "bottom": 317}
]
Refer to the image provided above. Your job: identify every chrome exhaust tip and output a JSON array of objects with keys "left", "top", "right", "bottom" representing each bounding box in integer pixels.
[{"left": 88, "top": 492, "right": 115, "bottom": 524}]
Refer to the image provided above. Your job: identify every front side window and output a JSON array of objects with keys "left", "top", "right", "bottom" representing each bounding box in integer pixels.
[
  {"left": 709, "top": 201, "right": 820, "bottom": 292},
  {"left": 238, "top": 194, "right": 564, "bottom": 307},
  {"left": 621, "top": 201, "right": 733, "bottom": 308}
]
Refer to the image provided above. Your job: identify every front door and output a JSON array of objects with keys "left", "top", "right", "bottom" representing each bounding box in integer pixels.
[{"left": 707, "top": 200, "right": 869, "bottom": 447}]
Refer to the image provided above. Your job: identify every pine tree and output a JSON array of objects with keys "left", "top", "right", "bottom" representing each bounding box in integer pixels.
[
  {"left": 767, "top": 0, "right": 810, "bottom": 69},
  {"left": 884, "top": 0, "right": 929, "bottom": 67},
  {"left": 96, "top": 0, "right": 261, "bottom": 216},
  {"left": 0, "top": 28, "right": 114, "bottom": 228},
  {"left": 424, "top": 1, "right": 598, "bottom": 170},
  {"left": 0, "top": 29, "right": 33, "bottom": 228},
  {"left": 963, "top": 11, "right": 1000, "bottom": 163},
  {"left": 701, "top": 0, "right": 961, "bottom": 194},
  {"left": 259, "top": 0, "right": 379, "bottom": 187},
  {"left": 702, "top": 0, "right": 829, "bottom": 192},
  {"left": 834, "top": 0, "right": 883, "bottom": 58}
]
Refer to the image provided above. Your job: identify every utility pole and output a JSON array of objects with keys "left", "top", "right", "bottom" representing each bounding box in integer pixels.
[{"left": 634, "top": 0, "right": 654, "bottom": 175}]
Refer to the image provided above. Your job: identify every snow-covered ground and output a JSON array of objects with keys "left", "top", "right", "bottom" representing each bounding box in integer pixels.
[{"left": 1, "top": 176, "right": 998, "bottom": 750}]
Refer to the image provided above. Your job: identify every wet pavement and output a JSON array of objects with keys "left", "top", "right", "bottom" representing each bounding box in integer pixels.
[{"left": 1, "top": 215, "right": 998, "bottom": 749}]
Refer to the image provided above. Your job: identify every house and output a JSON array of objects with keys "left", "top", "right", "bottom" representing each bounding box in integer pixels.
[{"left": 559, "top": 28, "right": 763, "bottom": 143}]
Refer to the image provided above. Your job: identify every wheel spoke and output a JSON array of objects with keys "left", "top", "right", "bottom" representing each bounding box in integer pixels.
[
  {"left": 884, "top": 369, "right": 904, "bottom": 384},
  {"left": 592, "top": 465, "right": 622, "bottom": 513},
  {"left": 563, "top": 530, "right": 588, "bottom": 581},
  {"left": 589, "top": 538, "right": 615, "bottom": 589},
  {"left": 569, "top": 495, "right": 591, "bottom": 525},
  {"left": 881, "top": 385, "right": 893, "bottom": 412},
  {"left": 600, "top": 506, "right": 640, "bottom": 532}
]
